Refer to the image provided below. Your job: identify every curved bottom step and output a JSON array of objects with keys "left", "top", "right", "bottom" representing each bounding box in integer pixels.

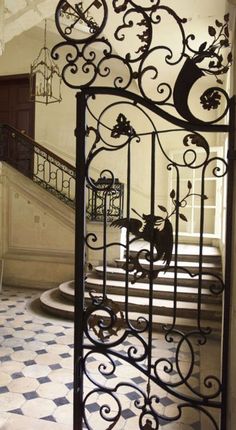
[
  {"left": 59, "top": 280, "right": 74, "bottom": 302},
  {"left": 40, "top": 286, "right": 221, "bottom": 334},
  {"left": 40, "top": 288, "right": 74, "bottom": 320}
]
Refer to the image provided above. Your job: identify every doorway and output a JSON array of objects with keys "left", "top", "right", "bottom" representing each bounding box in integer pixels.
[{"left": 0, "top": 74, "right": 35, "bottom": 178}]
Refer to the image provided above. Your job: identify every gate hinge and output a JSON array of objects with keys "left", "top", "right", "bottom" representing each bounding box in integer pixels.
[{"left": 227, "top": 149, "right": 236, "bottom": 160}]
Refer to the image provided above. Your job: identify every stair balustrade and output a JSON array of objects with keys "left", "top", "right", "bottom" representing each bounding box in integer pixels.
[
  {"left": 0, "top": 123, "right": 76, "bottom": 207},
  {"left": 0, "top": 124, "right": 124, "bottom": 220}
]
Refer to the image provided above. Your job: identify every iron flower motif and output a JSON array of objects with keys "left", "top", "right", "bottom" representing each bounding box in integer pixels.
[{"left": 200, "top": 89, "right": 221, "bottom": 110}]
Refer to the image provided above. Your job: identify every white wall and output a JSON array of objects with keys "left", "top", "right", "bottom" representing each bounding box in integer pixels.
[
  {"left": 0, "top": 162, "right": 123, "bottom": 287},
  {"left": 0, "top": 162, "right": 75, "bottom": 288}
]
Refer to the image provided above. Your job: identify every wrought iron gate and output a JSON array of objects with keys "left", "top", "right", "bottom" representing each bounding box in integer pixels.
[{"left": 53, "top": 2, "right": 234, "bottom": 429}]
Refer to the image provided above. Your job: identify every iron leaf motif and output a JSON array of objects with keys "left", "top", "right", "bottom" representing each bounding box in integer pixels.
[
  {"left": 113, "top": 0, "right": 129, "bottom": 13},
  {"left": 192, "top": 12, "right": 232, "bottom": 78},
  {"left": 111, "top": 113, "right": 136, "bottom": 138},
  {"left": 183, "top": 133, "right": 210, "bottom": 157}
]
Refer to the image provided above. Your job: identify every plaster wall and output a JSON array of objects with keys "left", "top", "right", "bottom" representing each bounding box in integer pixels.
[
  {"left": 0, "top": 162, "right": 75, "bottom": 288},
  {"left": 0, "top": 162, "right": 122, "bottom": 288}
]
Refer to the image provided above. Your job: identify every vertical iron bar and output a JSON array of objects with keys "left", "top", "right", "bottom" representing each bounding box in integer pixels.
[
  {"left": 197, "top": 169, "right": 205, "bottom": 331},
  {"left": 102, "top": 190, "right": 107, "bottom": 299},
  {"left": 125, "top": 141, "right": 131, "bottom": 324},
  {"left": 172, "top": 166, "right": 180, "bottom": 329},
  {"left": 148, "top": 132, "right": 155, "bottom": 376},
  {"left": 73, "top": 90, "right": 87, "bottom": 430},
  {"left": 221, "top": 96, "right": 235, "bottom": 430}
]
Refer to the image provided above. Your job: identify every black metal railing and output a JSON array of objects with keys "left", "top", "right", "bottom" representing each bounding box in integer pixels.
[
  {"left": 0, "top": 124, "right": 124, "bottom": 220},
  {"left": 86, "top": 177, "right": 124, "bottom": 222},
  {"left": 0, "top": 123, "right": 76, "bottom": 207}
]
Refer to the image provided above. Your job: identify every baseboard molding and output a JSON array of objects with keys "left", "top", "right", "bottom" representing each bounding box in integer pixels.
[
  {"left": 2, "top": 256, "right": 74, "bottom": 289},
  {"left": 3, "top": 278, "right": 58, "bottom": 290},
  {"left": 4, "top": 248, "right": 74, "bottom": 264}
]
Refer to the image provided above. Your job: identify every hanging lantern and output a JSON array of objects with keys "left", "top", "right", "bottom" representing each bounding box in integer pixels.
[{"left": 30, "top": 20, "right": 62, "bottom": 105}]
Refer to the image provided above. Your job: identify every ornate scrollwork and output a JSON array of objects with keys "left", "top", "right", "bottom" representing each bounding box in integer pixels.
[
  {"left": 54, "top": 2, "right": 232, "bottom": 429},
  {"left": 55, "top": 0, "right": 108, "bottom": 43},
  {"left": 85, "top": 293, "right": 125, "bottom": 343},
  {"left": 53, "top": 1, "right": 232, "bottom": 123}
]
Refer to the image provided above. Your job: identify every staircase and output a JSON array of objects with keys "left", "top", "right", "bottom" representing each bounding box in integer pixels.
[
  {"left": 0, "top": 123, "right": 76, "bottom": 208},
  {"left": 40, "top": 241, "right": 223, "bottom": 332},
  {"left": 0, "top": 125, "right": 224, "bottom": 332}
]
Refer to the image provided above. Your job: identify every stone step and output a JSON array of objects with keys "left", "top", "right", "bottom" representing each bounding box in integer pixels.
[
  {"left": 40, "top": 286, "right": 221, "bottom": 332},
  {"left": 40, "top": 288, "right": 74, "bottom": 320},
  {"left": 85, "top": 278, "right": 222, "bottom": 304},
  {"left": 115, "top": 258, "right": 222, "bottom": 275},
  {"left": 128, "top": 242, "right": 221, "bottom": 264},
  {"left": 40, "top": 238, "right": 223, "bottom": 331},
  {"left": 94, "top": 266, "right": 222, "bottom": 288},
  {"left": 59, "top": 280, "right": 222, "bottom": 318},
  {"left": 59, "top": 280, "right": 74, "bottom": 302},
  {"left": 59, "top": 279, "right": 222, "bottom": 321},
  {"left": 84, "top": 292, "right": 222, "bottom": 320}
]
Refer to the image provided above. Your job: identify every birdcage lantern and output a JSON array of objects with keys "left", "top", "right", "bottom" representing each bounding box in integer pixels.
[{"left": 30, "top": 20, "right": 62, "bottom": 105}]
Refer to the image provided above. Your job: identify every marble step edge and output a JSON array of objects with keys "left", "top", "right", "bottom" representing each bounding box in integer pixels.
[
  {"left": 127, "top": 243, "right": 221, "bottom": 262},
  {"left": 40, "top": 288, "right": 221, "bottom": 332},
  {"left": 40, "top": 288, "right": 74, "bottom": 320},
  {"left": 94, "top": 266, "right": 222, "bottom": 286},
  {"left": 41, "top": 287, "right": 222, "bottom": 321},
  {"left": 115, "top": 259, "right": 222, "bottom": 273},
  {"left": 59, "top": 279, "right": 222, "bottom": 304}
]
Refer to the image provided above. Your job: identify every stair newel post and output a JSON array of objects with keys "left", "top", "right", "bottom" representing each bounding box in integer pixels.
[{"left": 74, "top": 90, "right": 87, "bottom": 430}]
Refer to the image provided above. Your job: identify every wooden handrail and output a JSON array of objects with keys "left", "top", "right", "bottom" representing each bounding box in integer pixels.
[{"left": 0, "top": 123, "right": 75, "bottom": 173}]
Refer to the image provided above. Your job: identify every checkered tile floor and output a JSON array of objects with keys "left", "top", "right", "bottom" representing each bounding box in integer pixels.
[{"left": 0, "top": 287, "right": 202, "bottom": 429}]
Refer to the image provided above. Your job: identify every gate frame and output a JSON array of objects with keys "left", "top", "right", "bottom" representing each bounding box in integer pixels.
[
  {"left": 52, "top": 2, "right": 235, "bottom": 428},
  {"left": 72, "top": 86, "right": 235, "bottom": 430}
]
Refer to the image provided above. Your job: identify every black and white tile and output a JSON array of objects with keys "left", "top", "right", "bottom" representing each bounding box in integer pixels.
[{"left": 0, "top": 287, "right": 201, "bottom": 429}]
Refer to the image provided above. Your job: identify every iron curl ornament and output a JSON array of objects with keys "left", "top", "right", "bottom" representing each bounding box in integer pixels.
[{"left": 53, "top": 0, "right": 232, "bottom": 124}]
